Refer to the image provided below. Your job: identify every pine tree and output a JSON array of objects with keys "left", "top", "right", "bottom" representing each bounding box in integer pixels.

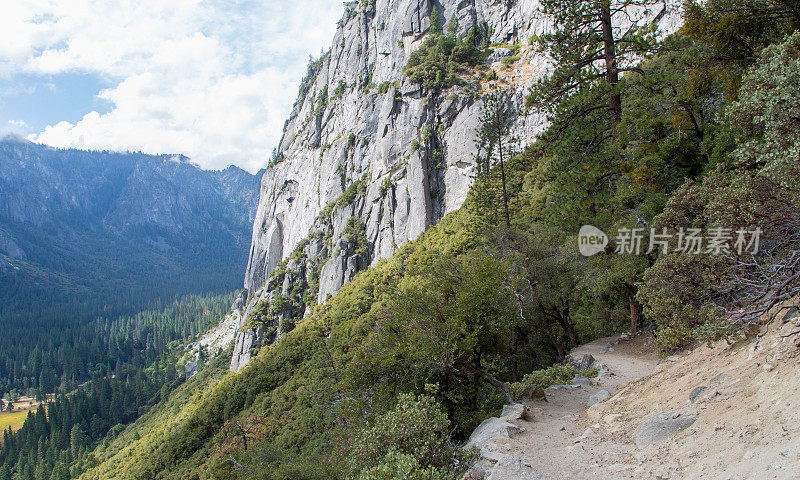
[
  {"left": 475, "top": 91, "right": 517, "bottom": 229},
  {"left": 527, "top": 0, "right": 660, "bottom": 124}
]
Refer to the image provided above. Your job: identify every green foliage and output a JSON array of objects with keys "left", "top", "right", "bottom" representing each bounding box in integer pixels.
[
  {"left": 268, "top": 148, "right": 285, "bottom": 168},
  {"left": 346, "top": 393, "right": 465, "bottom": 480},
  {"left": 319, "top": 173, "right": 370, "bottom": 220},
  {"left": 473, "top": 91, "right": 517, "bottom": 228},
  {"left": 378, "top": 177, "right": 395, "bottom": 197},
  {"left": 640, "top": 32, "right": 800, "bottom": 350},
  {"left": 333, "top": 80, "right": 347, "bottom": 100},
  {"left": 343, "top": 217, "right": 369, "bottom": 258},
  {"left": 527, "top": 0, "right": 660, "bottom": 122},
  {"left": 500, "top": 54, "right": 519, "bottom": 67},
  {"left": 682, "top": 0, "right": 799, "bottom": 71},
  {"left": 315, "top": 84, "right": 329, "bottom": 116},
  {"left": 430, "top": 6, "right": 442, "bottom": 35},
  {"left": 244, "top": 298, "right": 271, "bottom": 331},
  {"left": 446, "top": 15, "right": 459, "bottom": 38},
  {"left": 376, "top": 81, "right": 399, "bottom": 94},
  {"left": 404, "top": 33, "right": 485, "bottom": 89},
  {"left": 508, "top": 365, "right": 577, "bottom": 399}
]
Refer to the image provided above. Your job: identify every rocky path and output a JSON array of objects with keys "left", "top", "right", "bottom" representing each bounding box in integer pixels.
[
  {"left": 465, "top": 310, "right": 800, "bottom": 480},
  {"left": 507, "top": 335, "right": 658, "bottom": 479},
  {"left": 464, "top": 334, "right": 660, "bottom": 480}
]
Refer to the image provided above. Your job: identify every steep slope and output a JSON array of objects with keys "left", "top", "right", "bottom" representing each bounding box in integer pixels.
[
  {"left": 230, "top": 0, "right": 683, "bottom": 371},
  {"left": 0, "top": 137, "right": 263, "bottom": 324}
]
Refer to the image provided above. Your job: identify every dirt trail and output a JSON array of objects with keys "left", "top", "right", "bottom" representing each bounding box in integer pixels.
[
  {"left": 474, "top": 308, "right": 800, "bottom": 480},
  {"left": 502, "top": 334, "right": 659, "bottom": 479}
]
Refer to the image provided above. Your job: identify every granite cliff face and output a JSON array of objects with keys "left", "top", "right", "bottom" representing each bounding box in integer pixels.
[{"left": 230, "top": 0, "right": 682, "bottom": 372}]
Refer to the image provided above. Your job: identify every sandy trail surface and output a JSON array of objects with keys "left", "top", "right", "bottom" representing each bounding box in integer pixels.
[{"left": 474, "top": 313, "right": 800, "bottom": 480}]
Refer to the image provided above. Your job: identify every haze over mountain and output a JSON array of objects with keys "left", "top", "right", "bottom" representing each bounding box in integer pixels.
[{"left": 0, "top": 136, "right": 263, "bottom": 325}]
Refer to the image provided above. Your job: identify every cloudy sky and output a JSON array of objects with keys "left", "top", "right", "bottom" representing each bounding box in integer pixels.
[{"left": 0, "top": 0, "right": 343, "bottom": 173}]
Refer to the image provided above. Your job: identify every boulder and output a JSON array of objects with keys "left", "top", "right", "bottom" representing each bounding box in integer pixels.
[
  {"left": 521, "top": 384, "right": 547, "bottom": 402},
  {"left": 501, "top": 403, "right": 527, "bottom": 420},
  {"left": 781, "top": 307, "right": 799, "bottom": 323},
  {"left": 571, "top": 374, "right": 591, "bottom": 387},
  {"left": 588, "top": 389, "right": 610, "bottom": 407},
  {"left": 464, "top": 418, "right": 521, "bottom": 450},
  {"left": 486, "top": 454, "right": 553, "bottom": 480},
  {"left": 578, "top": 354, "right": 595, "bottom": 370},
  {"left": 635, "top": 409, "right": 699, "bottom": 449},
  {"left": 688, "top": 386, "right": 707, "bottom": 403},
  {"left": 185, "top": 356, "right": 199, "bottom": 380}
]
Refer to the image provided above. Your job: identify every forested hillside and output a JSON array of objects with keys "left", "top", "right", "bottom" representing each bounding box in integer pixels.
[
  {"left": 59, "top": 1, "right": 800, "bottom": 479},
  {"left": 0, "top": 138, "right": 262, "bottom": 327},
  {"left": 0, "top": 293, "right": 235, "bottom": 480}
]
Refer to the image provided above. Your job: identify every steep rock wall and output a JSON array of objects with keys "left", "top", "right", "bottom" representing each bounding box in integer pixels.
[{"left": 230, "top": 0, "right": 682, "bottom": 372}]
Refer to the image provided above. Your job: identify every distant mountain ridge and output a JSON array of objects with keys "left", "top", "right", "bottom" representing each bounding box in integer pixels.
[{"left": 0, "top": 136, "right": 264, "bottom": 325}]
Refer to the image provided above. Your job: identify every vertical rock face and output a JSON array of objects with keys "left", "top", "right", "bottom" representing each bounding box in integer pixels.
[{"left": 231, "top": 0, "right": 682, "bottom": 372}]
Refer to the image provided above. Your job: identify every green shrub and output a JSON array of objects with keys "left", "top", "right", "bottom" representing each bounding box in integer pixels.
[
  {"left": 333, "top": 80, "right": 347, "bottom": 100},
  {"left": 501, "top": 54, "right": 519, "bottom": 67},
  {"left": 343, "top": 216, "right": 369, "bottom": 257},
  {"left": 346, "top": 393, "right": 465, "bottom": 480},
  {"left": 508, "top": 365, "right": 576, "bottom": 399},
  {"left": 404, "top": 34, "right": 485, "bottom": 89},
  {"left": 377, "top": 81, "right": 394, "bottom": 94}
]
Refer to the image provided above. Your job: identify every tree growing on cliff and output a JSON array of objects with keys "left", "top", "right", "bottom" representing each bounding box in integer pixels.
[
  {"left": 527, "top": 0, "right": 661, "bottom": 124},
  {"left": 474, "top": 91, "right": 517, "bottom": 229}
]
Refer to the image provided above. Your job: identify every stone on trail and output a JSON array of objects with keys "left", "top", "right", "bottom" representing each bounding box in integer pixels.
[
  {"left": 464, "top": 417, "right": 521, "bottom": 450},
  {"left": 521, "top": 384, "right": 547, "bottom": 402},
  {"left": 588, "top": 389, "right": 610, "bottom": 407},
  {"left": 689, "top": 385, "right": 707, "bottom": 403},
  {"left": 486, "top": 454, "right": 555, "bottom": 480},
  {"left": 501, "top": 403, "right": 527, "bottom": 421},
  {"left": 577, "top": 353, "right": 595, "bottom": 371},
  {"left": 571, "top": 374, "right": 591, "bottom": 387},
  {"left": 635, "top": 409, "right": 699, "bottom": 449}
]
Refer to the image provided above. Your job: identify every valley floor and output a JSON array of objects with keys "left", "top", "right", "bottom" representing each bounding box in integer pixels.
[
  {"left": 0, "top": 396, "right": 51, "bottom": 434},
  {"left": 469, "top": 311, "right": 800, "bottom": 479}
]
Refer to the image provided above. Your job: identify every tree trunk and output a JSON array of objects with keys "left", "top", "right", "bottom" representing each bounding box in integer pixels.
[
  {"left": 558, "top": 315, "right": 578, "bottom": 349},
  {"left": 497, "top": 137, "right": 511, "bottom": 229},
  {"left": 629, "top": 295, "right": 642, "bottom": 333},
  {"left": 509, "top": 332, "right": 520, "bottom": 382},
  {"left": 455, "top": 357, "right": 513, "bottom": 403},
  {"left": 600, "top": 3, "right": 621, "bottom": 123},
  {"left": 556, "top": 300, "right": 578, "bottom": 348}
]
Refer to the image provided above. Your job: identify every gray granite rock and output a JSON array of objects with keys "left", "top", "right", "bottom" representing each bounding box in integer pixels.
[
  {"left": 487, "top": 47, "right": 513, "bottom": 63},
  {"left": 635, "top": 409, "right": 699, "bottom": 449},
  {"left": 464, "top": 417, "right": 521, "bottom": 450},
  {"left": 571, "top": 374, "right": 591, "bottom": 387},
  {"left": 521, "top": 383, "right": 547, "bottom": 402},
  {"left": 689, "top": 386, "right": 707, "bottom": 403},
  {"left": 588, "top": 389, "right": 610, "bottom": 407},
  {"left": 232, "top": 0, "right": 684, "bottom": 372},
  {"left": 501, "top": 403, "right": 527, "bottom": 420}
]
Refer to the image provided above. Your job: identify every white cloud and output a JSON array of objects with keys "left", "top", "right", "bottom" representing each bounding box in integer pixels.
[
  {"left": 3, "top": 0, "right": 344, "bottom": 172},
  {"left": 2, "top": 119, "right": 31, "bottom": 138}
]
